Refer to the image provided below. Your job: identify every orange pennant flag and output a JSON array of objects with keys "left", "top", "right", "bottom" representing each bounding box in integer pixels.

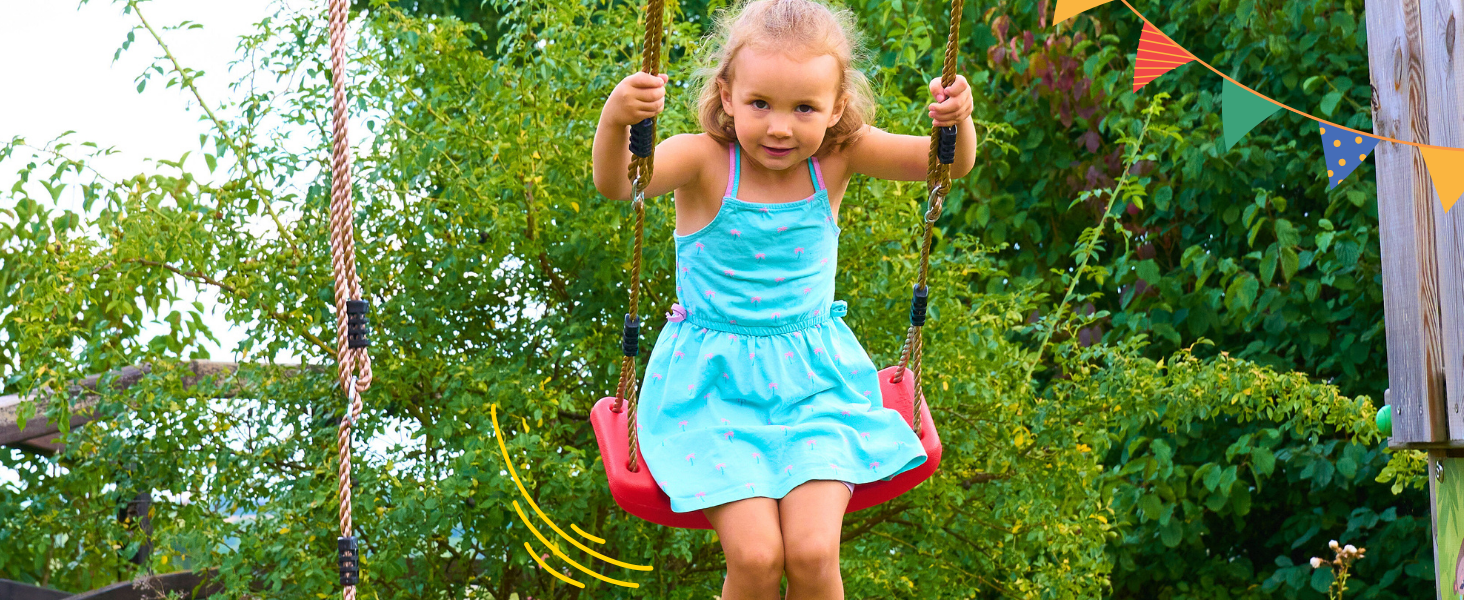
[
  {"left": 1134, "top": 21, "right": 1195, "bottom": 92},
  {"left": 1419, "top": 146, "right": 1464, "bottom": 212},
  {"left": 1053, "top": 0, "right": 1115, "bottom": 23}
]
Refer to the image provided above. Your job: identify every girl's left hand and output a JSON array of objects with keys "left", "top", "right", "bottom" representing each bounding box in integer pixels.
[{"left": 928, "top": 75, "right": 973, "bottom": 127}]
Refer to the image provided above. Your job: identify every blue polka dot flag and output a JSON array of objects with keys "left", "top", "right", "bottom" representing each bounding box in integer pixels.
[{"left": 1318, "top": 124, "right": 1380, "bottom": 189}]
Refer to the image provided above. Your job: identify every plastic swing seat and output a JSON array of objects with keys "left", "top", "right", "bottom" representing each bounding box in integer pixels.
[{"left": 590, "top": 365, "right": 943, "bottom": 530}]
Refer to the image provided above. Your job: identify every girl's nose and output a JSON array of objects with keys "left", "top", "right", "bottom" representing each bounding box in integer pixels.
[{"left": 768, "top": 115, "right": 793, "bottom": 137}]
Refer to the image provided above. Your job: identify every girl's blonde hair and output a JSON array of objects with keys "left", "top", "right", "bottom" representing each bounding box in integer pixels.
[{"left": 694, "top": 0, "right": 876, "bottom": 154}]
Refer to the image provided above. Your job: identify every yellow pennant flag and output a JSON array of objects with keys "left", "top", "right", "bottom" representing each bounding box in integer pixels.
[
  {"left": 1419, "top": 146, "right": 1464, "bottom": 212},
  {"left": 1054, "top": 0, "right": 1117, "bottom": 23}
]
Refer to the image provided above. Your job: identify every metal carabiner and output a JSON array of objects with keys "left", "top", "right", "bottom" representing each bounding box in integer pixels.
[
  {"left": 924, "top": 183, "right": 946, "bottom": 224},
  {"left": 630, "top": 174, "right": 647, "bottom": 209}
]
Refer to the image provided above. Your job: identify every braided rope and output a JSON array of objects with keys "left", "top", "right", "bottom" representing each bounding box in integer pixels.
[
  {"left": 328, "top": 0, "right": 369, "bottom": 596},
  {"left": 894, "top": 0, "right": 963, "bottom": 438},
  {"left": 613, "top": 0, "right": 665, "bottom": 473},
  {"left": 625, "top": 0, "right": 666, "bottom": 194}
]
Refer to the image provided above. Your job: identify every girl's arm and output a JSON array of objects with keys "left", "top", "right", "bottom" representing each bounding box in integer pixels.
[
  {"left": 592, "top": 73, "right": 707, "bottom": 201},
  {"left": 845, "top": 75, "right": 977, "bottom": 182}
]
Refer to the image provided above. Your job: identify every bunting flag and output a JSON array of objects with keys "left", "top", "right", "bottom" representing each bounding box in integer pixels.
[
  {"left": 1134, "top": 21, "right": 1195, "bottom": 92},
  {"left": 1053, "top": 0, "right": 1116, "bottom": 23},
  {"left": 1222, "top": 79, "right": 1282, "bottom": 152},
  {"left": 1318, "top": 125, "right": 1380, "bottom": 190},
  {"left": 1051, "top": 0, "right": 1463, "bottom": 211},
  {"left": 1419, "top": 146, "right": 1464, "bottom": 212}
]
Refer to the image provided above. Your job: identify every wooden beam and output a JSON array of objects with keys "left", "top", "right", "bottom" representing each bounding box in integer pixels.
[
  {"left": 0, "top": 361, "right": 311, "bottom": 453},
  {"left": 0, "top": 579, "right": 69, "bottom": 600},
  {"left": 60, "top": 570, "right": 222, "bottom": 599},
  {"left": 1368, "top": 0, "right": 1451, "bottom": 447}
]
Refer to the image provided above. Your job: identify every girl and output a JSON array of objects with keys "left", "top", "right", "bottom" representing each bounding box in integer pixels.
[{"left": 592, "top": 0, "right": 974, "bottom": 597}]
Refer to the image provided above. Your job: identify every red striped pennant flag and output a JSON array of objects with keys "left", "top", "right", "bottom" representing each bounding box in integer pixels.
[{"left": 1134, "top": 21, "right": 1195, "bottom": 92}]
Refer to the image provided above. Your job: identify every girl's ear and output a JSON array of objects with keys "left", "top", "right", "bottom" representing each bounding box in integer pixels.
[
  {"left": 719, "top": 79, "right": 734, "bottom": 116},
  {"left": 829, "top": 91, "right": 850, "bottom": 127}
]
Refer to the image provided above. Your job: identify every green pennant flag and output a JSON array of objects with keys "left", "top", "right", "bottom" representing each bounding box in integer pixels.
[{"left": 1223, "top": 79, "right": 1282, "bottom": 152}]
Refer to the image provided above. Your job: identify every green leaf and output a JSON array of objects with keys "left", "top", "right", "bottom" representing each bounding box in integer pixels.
[
  {"left": 1229, "top": 484, "right": 1252, "bottom": 516},
  {"left": 1280, "top": 247, "right": 1300, "bottom": 281},
  {"left": 1251, "top": 447, "right": 1276, "bottom": 476},
  {"left": 1159, "top": 518, "right": 1183, "bottom": 547},
  {"left": 1139, "top": 493, "right": 1163, "bottom": 521},
  {"left": 1225, "top": 275, "right": 1259, "bottom": 313},
  {"left": 1137, "top": 259, "right": 1161, "bottom": 284},
  {"left": 1274, "top": 219, "right": 1300, "bottom": 246},
  {"left": 1320, "top": 91, "right": 1342, "bottom": 116},
  {"left": 1260, "top": 245, "right": 1278, "bottom": 285},
  {"left": 1310, "top": 566, "right": 1333, "bottom": 593}
]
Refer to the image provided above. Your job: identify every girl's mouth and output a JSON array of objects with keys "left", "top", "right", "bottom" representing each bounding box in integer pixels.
[{"left": 763, "top": 145, "right": 793, "bottom": 157}]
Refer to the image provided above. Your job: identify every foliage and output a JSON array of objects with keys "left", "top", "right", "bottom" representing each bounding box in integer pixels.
[
  {"left": 951, "top": 0, "right": 1385, "bottom": 403},
  {"left": 0, "top": 0, "right": 1427, "bottom": 599}
]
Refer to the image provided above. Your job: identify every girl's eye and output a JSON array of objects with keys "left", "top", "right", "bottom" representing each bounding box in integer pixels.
[
  {"left": 796, "top": 104, "right": 814, "bottom": 113},
  {"left": 752, "top": 100, "right": 769, "bottom": 109}
]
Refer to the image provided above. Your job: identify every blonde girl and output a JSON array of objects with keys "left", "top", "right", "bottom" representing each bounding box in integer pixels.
[{"left": 592, "top": 0, "right": 974, "bottom": 597}]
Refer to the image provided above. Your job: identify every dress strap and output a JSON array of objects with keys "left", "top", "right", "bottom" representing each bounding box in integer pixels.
[
  {"left": 725, "top": 144, "right": 741, "bottom": 198},
  {"left": 808, "top": 156, "right": 826, "bottom": 192}
]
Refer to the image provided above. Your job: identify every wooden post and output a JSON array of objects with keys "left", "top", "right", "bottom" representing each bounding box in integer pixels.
[
  {"left": 1369, "top": 1, "right": 1464, "bottom": 597},
  {"left": 1420, "top": 0, "right": 1464, "bottom": 450},
  {"left": 1367, "top": 0, "right": 1450, "bottom": 448}
]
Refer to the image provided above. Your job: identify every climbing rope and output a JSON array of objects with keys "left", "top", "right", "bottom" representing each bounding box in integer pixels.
[
  {"left": 611, "top": 0, "right": 666, "bottom": 474},
  {"left": 894, "top": 0, "right": 964, "bottom": 438},
  {"left": 327, "top": 0, "right": 371, "bottom": 594}
]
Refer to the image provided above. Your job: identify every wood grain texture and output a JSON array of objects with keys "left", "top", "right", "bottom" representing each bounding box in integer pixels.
[
  {"left": 0, "top": 362, "right": 313, "bottom": 453},
  {"left": 1369, "top": 0, "right": 1450, "bottom": 447},
  {"left": 1423, "top": 0, "right": 1464, "bottom": 443}
]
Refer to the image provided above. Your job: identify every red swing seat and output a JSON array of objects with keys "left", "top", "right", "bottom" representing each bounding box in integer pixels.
[{"left": 591, "top": 365, "right": 942, "bottom": 529}]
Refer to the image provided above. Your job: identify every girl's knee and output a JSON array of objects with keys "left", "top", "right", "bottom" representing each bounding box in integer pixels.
[
  {"left": 784, "top": 539, "right": 839, "bottom": 578},
  {"left": 726, "top": 543, "right": 785, "bottom": 576}
]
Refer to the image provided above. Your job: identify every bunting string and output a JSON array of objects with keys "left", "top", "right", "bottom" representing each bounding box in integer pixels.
[
  {"left": 1052, "top": 0, "right": 1464, "bottom": 209},
  {"left": 1108, "top": 0, "right": 1464, "bottom": 154}
]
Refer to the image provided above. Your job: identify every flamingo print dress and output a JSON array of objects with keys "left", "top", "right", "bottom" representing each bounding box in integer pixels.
[{"left": 634, "top": 144, "right": 928, "bottom": 513}]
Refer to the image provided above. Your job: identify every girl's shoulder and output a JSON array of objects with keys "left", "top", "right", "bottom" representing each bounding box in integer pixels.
[
  {"left": 660, "top": 132, "right": 727, "bottom": 162},
  {"left": 813, "top": 125, "right": 879, "bottom": 186}
]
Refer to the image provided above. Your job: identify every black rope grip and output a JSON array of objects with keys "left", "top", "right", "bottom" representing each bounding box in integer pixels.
[
  {"left": 621, "top": 314, "right": 641, "bottom": 357},
  {"left": 629, "top": 118, "right": 655, "bottom": 158},
  {"left": 910, "top": 284, "right": 929, "bottom": 327},
  {"left": 937, "top": 125, "right": 957, "bottom": 165},
  {"left": 346, "top": 299, "right": 370, "bottom": 348},
  {"left": 338, "top": 536, "right": 360, "bottom": 586}
]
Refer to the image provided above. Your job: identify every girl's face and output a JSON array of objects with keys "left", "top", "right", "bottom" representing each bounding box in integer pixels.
[{"left": 720, "top": 46, "right": 847, "bottom": 172}]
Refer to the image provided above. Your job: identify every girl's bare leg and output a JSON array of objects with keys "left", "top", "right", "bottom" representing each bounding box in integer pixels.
[
  {"left": 779, "top": 481, "right": 851, "bottom": 600},
  {"left": 705, "top": 497, "right": 784, "bottom": 600}
]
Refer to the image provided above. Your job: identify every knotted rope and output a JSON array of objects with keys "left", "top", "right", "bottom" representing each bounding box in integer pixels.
[
  {"left": 611, "top": 0, "right": 666, "bottom": 473},
  {"left": 894, "top": 0, "right": 963, "bottom": 437},
  {"left": 327, "top": 0, "right": 371, "bottom": 595}
]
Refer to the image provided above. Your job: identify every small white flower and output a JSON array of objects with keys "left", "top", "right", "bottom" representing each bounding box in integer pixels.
[
  {"left": 1344, "top": 544, "right": 1357, "bottom": 554},
  {"left": 1310, "top": 557, "right": 1324, "bottom": 568},
  {"left": 1329, "top": 540, "right": 1340, "bottom": 550}
]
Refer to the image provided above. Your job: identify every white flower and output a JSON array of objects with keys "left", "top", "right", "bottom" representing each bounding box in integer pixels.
[
  {"left": 1344, "top": 544, "right": 1357, "bottom": 554},
  {"left": 1329, "top": 540, "right": 1340, "bottom": 550},
  {"left": 1310, "top": 557, "right": 1324, "bottom": 568}
]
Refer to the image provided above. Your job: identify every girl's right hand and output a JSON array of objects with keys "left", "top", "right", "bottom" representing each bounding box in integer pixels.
[{"left": 607, "top": 72, "right": 670, "bottom": 127}]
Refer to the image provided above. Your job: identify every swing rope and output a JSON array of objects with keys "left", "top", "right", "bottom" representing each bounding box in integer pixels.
[
  {"left": 610, "top": 0, "right": 666, "bottom": 474},
  {"left": 893, "top": 0, "right": 963, "bottom": 438},
  {"left": 328, "top": 0, "right": 371, "bottom": 594}
]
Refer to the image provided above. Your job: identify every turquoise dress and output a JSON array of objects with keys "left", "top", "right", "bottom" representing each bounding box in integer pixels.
[{"left": 634, "top": 144, "right": 928, "bottom": 513}]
